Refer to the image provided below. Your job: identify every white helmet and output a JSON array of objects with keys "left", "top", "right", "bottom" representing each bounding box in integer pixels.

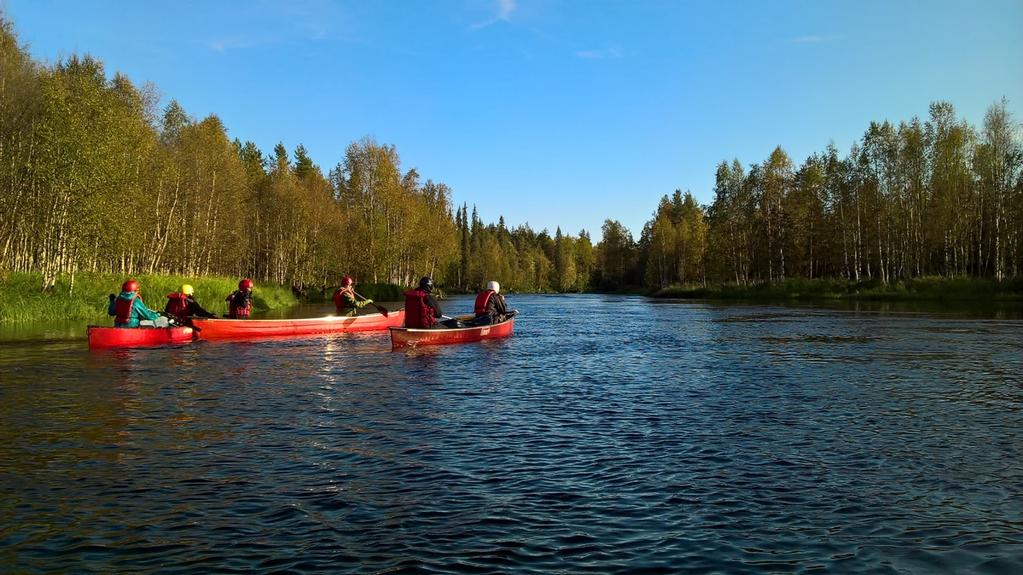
[{"left": 487, "top": 280, "right": 500, "bottom": 294}]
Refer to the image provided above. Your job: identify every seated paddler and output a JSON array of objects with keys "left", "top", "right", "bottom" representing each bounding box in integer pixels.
[
  {"left": 403, "top": 276, "right": 445, "bottom": 328},
  {"left": 108, "top": 279, "right": 166, "bottom": 327},
  {"left": 332, "top": 275, "right": 373, "bottom": 316},
  {"left": 226, "top": 278, "right": 255, "bottom": 319},
  {"left": 165, "top": 283, "right": 216, "bottom": 323},
  {"left": 472, "top": 280, "right": 510, "bottom": 325}
]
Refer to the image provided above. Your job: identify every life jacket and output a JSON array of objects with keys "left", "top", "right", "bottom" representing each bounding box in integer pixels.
[
  {"left": 165, "top": 293, "right": 190, "bottom": 318},
  {"left": 474, "top": 289, "right": 495, "bottom": 316},
  {"left": 403, "top": 288, "right": 436, "bottom": 328},
  {"left": 228, "top": 290, "right": 252, "bottom": 319},
  {"left": 333, "top": 286, "right": 356, "bottom": 312},
  {"left": 115, "top": 294, "right": 139, "bottom": 325}
]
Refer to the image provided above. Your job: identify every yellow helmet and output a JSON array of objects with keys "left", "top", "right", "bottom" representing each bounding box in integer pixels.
[{"left": 181, "top": 284, "right": 194, "bottom": 296}]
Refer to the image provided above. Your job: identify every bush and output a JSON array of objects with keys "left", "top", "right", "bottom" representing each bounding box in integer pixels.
[{"left": 354, "top": 283, "right": 403, "bottom": 302}]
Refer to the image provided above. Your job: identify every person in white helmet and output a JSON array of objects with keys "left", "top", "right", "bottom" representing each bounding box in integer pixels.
[{"left": 472, "top": 280, "right": 511, "bottom": 325}]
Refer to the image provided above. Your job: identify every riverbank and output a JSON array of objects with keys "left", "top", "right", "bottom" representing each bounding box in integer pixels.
[
  {"left": 650, "top": 277, "right": 1023, "bottom": 302},
  {"left": 0, "top": 272, "right": 298, "bottom": 322}
]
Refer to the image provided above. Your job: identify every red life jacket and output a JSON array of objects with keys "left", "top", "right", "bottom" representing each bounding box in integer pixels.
[
  {"left": 403, "top": 288, "right": 436, "bottom": 328},
  {"left": 228, "top": 290, "right": 252, "bottom": 319},
  {"left": 166, "top": 293, "right": 190, "bottom": 318},
  {"left": 333, "top": 286, "right": 355, "bottom": 313},
  {"left": 114, "top": 294, "right": 139, "bottom": 325},
  {"left": 474, "top": 289, "right": 495, "bottom": 315}
]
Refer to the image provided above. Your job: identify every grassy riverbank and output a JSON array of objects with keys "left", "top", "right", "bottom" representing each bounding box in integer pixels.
[
  {"left": 651, "top": 277, "right": 1023, "bottom": 301},
  {"left": 0, "top": 272, "right": 298, "bottom": 322}
]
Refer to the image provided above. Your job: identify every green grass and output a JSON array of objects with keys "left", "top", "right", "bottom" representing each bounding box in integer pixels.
[
  {"left": 0, "top": 271, "right": 298, "bottom": 322},
  {"left": 355, "top": 283, "right": 403, "bottom": 302},
  {"left": 651, "top": 276, "right": 1023, "bottom": 302}
]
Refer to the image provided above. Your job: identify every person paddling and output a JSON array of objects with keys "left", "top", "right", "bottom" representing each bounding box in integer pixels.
[
  {"left": 226, "top": 278, "right": 255, "bottom": 319},
  {"left": 472, "top": 280, "right": 511, "bottom": 325},
  {"left": 165, "top": 284, "right": 216, "bottom": 324},
  {"left": 332, "top": 275, "right": 374, "bottom": 316},
  {"left": 403, "top": 276, "right": 444, "bottom": 328},
  {"left": 108, "top": 279, "right": 165, "bottom": 328}
]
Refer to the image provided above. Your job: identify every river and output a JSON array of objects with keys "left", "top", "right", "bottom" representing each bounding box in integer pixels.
[{"left": 1, "top": 295, "right": 1021, "bottom": 573}]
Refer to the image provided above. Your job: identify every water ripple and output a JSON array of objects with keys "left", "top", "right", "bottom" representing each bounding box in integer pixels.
[{"left": 1, "top": 295, "right": 1021, "bottom": 573}]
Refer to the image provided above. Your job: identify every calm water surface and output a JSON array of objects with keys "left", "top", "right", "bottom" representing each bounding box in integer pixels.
[{"left": 1, "top": 295, "right": 1021, "bottom": 573}]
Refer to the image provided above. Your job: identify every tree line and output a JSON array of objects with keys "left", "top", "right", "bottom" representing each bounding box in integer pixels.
[
  {"left": 0, "top": 16, "right": 600, "bottom": 296},
  {"left": 595, "top": 99, "right": 1023, "bottom": 291},
  {"left": 0, "top": 18, "right": 464, "bottom": 292},
  {"left": 3, "top": 17, "right": 1021, "bottom": 297},
  {"left": 448, "top": 207, "right": 595, "bottom": 293}
]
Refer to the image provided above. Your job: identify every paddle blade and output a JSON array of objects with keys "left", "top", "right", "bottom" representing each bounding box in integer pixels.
[{"left": 374, "top": 303, "right": 389, "bottom": 317}]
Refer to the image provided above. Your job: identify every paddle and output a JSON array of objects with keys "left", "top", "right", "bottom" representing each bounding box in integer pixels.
[
  {"left": 438, "top": 315, "right": 463, "bottom": 328},
  {"left": 157, "top": 312, "right": 184, "bottom": 329},
  {"left": 353, "top": 290, "right": 389, "bottom": 317},
  {"left": 159, "top": 311, "right": 210, "bottom": 332}
]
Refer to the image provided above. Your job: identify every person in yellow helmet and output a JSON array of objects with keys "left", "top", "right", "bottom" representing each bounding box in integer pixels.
[{"left": 165, "top": 283, "right": 216, "bottom": 324}]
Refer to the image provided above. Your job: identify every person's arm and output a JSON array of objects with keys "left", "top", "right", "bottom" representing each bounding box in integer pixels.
[
  {"left": 107, "top": 295, "right": 117, "bottom": 316},
  {"left": 425, "top": 294, "right": 443, "bottom": 317},
  {"left": 494, "top": 294, "right": 508, "bottom": 315},
  {"left": 343, "top": 292, "right": 364, "bottom": 308},
  {"left": 134, "top": 298, "right": 161, "bottom": 321},
  {"left": 189, "top": 297, "right": 216, "bottom": 318}
]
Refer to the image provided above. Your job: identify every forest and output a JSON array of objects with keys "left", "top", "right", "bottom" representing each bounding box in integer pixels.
[
  {"left": 606, "top": 99, "right": 1023, "bottom": 292},
  {"left": 2, "top": 16, "right": 1021, "bottom": 300}
]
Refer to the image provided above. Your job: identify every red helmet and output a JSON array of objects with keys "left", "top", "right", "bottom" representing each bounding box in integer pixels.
[
  {"left": 341, "top": 275, "right": 354, "bottom": 287},
  {"left": 122, "top": 279, "right": 140, "bottom": 293},
  {"left": 239, "top": 278, "right": 254, "bottom": 290}
]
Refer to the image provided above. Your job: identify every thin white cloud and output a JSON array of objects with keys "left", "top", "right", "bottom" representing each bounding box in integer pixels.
[
  {"left": 205, "top": 1, "right": 338, "bottom": 51},
  {"left": 470, "top": 0, "right": 518, "bottom": 30},
  {"left": 497, "top": 0, "right": 517, "bottom": 20}
]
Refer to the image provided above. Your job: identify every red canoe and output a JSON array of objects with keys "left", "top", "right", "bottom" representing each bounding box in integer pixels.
[
  {"left": 191, "top": 310, "right": 405, "bottom": 340},
  {"left": 87, "top": 325, "right": 195, "bottom": 349},
  {"left": 389, "top": 317, "right": 515, "bottom": 349}
]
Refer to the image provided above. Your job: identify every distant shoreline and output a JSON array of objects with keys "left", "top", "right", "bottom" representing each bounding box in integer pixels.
[
  {"left": 647, "top": 277, "right": 1023, "bottom": 302},
  {"left": 4, "top": 272, "right": 1021, "bottom": 323}
]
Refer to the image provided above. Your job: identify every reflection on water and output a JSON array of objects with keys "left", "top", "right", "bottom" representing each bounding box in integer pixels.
[
  {"left": 697, "top": 296, "right": 1023, "bottom": 320},
  {"left": 1, "top": 295, "right": 1022, "bottom": 573}
]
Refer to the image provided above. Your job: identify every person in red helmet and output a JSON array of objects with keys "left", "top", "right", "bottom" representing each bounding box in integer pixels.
[
  {"left": 226, "top": 278, "right": 255, "bottom": 319},
  {"left": 107, "top": 279, "right": 163, "bottom": 327},
  {"left": 332, "top": 275, "right": 373, "bottom": 316}
]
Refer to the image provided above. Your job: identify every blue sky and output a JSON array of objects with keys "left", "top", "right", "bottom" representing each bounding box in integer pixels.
[{"left": 4, "top": 0, "right": 1021, "bottom": 239}]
